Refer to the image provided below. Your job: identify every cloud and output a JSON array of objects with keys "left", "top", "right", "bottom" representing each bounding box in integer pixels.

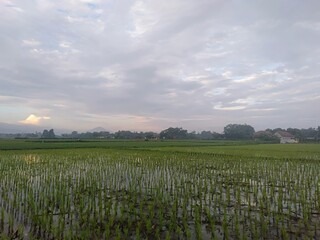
[
  {"left": 0, "top": 0, "right": 320, "bottom": 132},
  {"left": 214, "top": 103, "right": 246, "bottom": 111},
  {"left": 22, "top": 39, "right": 41, "bottom": 47},
  {"left": 20, "top": 114, "right": 50, "bottom": 125},
  {"left": 128, "top": 1, "right": 159, "bottom": 37}
]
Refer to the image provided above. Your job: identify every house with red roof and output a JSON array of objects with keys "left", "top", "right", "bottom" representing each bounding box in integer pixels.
[{"left": 275, "top": 131, "right": 298, "bottom": 144}]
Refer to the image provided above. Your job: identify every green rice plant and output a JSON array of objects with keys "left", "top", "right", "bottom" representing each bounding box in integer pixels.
[
  {"left": 0, "top": 207, "right": 4, "bottom": 231},
  {"left": 0, "top": 143, "right": 319, "bottom": 239}
]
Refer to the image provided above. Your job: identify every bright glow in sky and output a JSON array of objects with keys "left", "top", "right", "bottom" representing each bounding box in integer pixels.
[
  {"left": 19, "top": 114, "right": 50, "bottom": 125},
  {"left": 1, "top": 0, "right": 319, "bottom": 132}
]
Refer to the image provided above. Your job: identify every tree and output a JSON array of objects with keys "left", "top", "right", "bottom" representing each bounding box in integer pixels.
[
  {"left": 115, "top": 131, "right": 135, "bottom": 139},
  {"left": 253, "top": 131, "right": 278, "bottom": 142},
  {"left": 224, "top": 124, "right": 255, "bottom": 140},
  {"left": 199, "top": 131, "right": 213, "bottom": 140},
  {"left": 300, "top": 127, "right": 318, "bottom": 142},
  {"left": 144, "top": 132, "right": 158, "bottom": 140},
  {"left": 71, "top": 131, "right": 78, "bottom": 138},
  {"left": 286, "top": 128, "right": 302, "bottom": 141},
  {"left": 41, "top": 129, "right": 55, "bottom": 138},
  {"left": 270, "top": 128, "right": 285, "bottom": 134},
  {"left": 160, "top": 127, "right": 188, "bottom": 139}
]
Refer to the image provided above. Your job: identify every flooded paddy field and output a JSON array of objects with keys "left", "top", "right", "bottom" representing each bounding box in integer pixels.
[{"left": 0, "top": 141, "right": 319, "bottom": 239}]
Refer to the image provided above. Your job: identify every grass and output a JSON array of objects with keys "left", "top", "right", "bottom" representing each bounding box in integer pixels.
[
  {"left": 0, "top": 139, "right": 319, "bottom": 239},
  {"left": 148, "top": 143, "right": 320, "bottom": 160},
  {"left": 0, "top": 139, "right": 249, "bottom": 151}
]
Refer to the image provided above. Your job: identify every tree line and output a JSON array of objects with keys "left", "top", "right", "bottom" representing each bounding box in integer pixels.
[{"left": 32, "top": 124, "right": 319, "bottom": 142}]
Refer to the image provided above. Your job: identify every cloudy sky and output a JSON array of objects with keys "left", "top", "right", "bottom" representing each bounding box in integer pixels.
[{"left": 1, "top": 0, "right": 319, "bottom": 132}]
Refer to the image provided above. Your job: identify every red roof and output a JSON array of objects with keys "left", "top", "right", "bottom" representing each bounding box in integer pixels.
[{"left": 275, "top": 131, "right": 294, "bottom": 138}]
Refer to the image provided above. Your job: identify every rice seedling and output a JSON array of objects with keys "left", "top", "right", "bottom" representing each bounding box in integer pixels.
[{"left": 0, "top": 143, "right": 318, "bottom": 239}]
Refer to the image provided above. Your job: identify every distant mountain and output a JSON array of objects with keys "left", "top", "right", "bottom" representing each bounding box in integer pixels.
[
  {"left": 0, "top": 122, "right": 68, "bottom": 135},
  {"left": 89, "top": 127, "right": 108, "bottom": 132}
]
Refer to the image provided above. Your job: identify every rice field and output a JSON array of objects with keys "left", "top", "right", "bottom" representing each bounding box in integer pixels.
[{"left": 0, "top": 141, "right": 319, "bottom": 239}]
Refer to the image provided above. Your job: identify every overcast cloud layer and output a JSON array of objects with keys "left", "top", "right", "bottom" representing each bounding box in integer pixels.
[{"left": 1, "top": 0, "right": 319, "bottom": 132}]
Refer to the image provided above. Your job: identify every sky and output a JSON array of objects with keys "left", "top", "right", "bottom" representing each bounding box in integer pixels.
[{"left": 1, "top": 0, "right": 319, "bottom": 133}]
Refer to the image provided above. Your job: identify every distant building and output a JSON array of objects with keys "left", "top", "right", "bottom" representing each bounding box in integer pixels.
[{"left": 275, "top": 131, "right": 298, "bottom": 144}]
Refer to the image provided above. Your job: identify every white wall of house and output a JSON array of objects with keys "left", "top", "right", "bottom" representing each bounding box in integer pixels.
[{"left": 280, "top": 137, "right": 298, "bottom": 144}]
